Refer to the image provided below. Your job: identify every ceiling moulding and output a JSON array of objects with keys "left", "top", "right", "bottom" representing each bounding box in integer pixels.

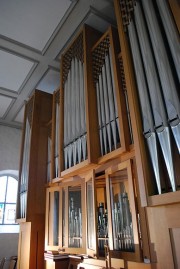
[
  {"left": 0, "top": 87, "right": 19, "bottom": 98},
  {"left": 42, "top": 1, "right": 79, "bottom": 55},
  {"left": 0, "top": 119, "right": 22, "bottom": 130}
]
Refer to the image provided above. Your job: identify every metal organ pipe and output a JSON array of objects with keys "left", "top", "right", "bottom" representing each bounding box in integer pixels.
[
  {"left": 55, "top": 102, "right": 59, "bottom": 177},
  {"left": 156, "top": 0, "right": 180, "bottom": 82}
]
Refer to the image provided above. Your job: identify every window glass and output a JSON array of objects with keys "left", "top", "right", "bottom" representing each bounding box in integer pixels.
[
  {"left": 0, "top": 175, "right": 18, "bottom": 225},
  {"left": 6, "top": 177, "right": 18, "bottom": 203},
  {"left": 4, "top": 204, "right": 16, "bottom": 224},
  {"left": 0, "top": 204, "right": 4, "bottom": 224},
  {"left": 0, "top": 176, "right": 6, "bottom": 202}
]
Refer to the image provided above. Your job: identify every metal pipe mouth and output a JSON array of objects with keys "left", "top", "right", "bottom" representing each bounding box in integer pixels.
[
  {"left": 155, "top": 124, "right": 165, "bottom": 133},
  {"left": 169, "top": 116, "right": 180, "bottom": 127},
  {"left": 144, "top": 130, "right": 153, "bottom": 139}
]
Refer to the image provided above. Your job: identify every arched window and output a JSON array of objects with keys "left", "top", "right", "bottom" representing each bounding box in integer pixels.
[{"left": 0, "top": 175, "right": 18, "bottom": 225}]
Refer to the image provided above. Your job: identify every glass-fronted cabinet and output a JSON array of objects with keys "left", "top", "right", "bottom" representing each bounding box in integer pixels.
[
  {"left": 85, "top": 171, "right": 98, "bottom": 258},
  {"left": 106, "top": 160, "right": 141, "bottom": 261},
  {"left": 45, "top": 186, "right": 60, "bottom": 248},
  {"left": 45, "top": 178, "right": 86, "bottom": 254},
  {"left": 45, "top": 161, "right": 141, "bottom": 262},
  {"left": 84, "top": 160, "right": 141, "bottom": 261}
]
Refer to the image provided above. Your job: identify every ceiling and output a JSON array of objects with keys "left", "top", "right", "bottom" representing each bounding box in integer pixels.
[{"left": 0, "top": 0, "right": 116, "bottom": 129}]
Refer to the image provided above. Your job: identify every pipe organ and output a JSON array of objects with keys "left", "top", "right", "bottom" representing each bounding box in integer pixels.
[{"left": 17, "top": 1, "right": 180, "bottom": 268}]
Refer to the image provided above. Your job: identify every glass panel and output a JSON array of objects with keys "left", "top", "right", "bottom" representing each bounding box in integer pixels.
[
  {"left": 96, "top": 178, "right": 108, "bottom": 257},
  {"left": 68, "top": 185, "right": 82, "bottom": 248},
  {"left": 0, "top": 204, "right": 4, "bottom": 224},
  {"left": 6, "top": 177, "right": 18, "bottom": 203},
  {"left": 109, "top": 169, "right": 134, "bottom": 252},
  {"left": 86, "top": 179, "right": 95, "bottom": 250},
  {"left": 53, "top": 191, "right": 59, "bottom": 246},
  {"left": 0, "top": 176, "right": 7, "bottom": 202},
  {"left": 4, "top": 204, "right": 16, "bottom": 224}
]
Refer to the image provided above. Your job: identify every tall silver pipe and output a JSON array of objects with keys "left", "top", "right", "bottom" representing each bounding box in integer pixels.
[
  {"left": 79, "top": 60, "right": 86, "bottom": 161},
  {"left": 102, "top": 64, "right": 112, "bottom": 152},
  {"left": 96, "top": 81, "right": 104, "bottom": 155},
  {"left": 142, "top": 0, "right": 180, "bottom": 156},
  {"left": 75, "top": 58, "right": 80, "bottom": 164},
  {"left": 99, "top": 73, "right": 108, "bottom": 155},
  {"left": 156, "top": 0, "right": 180, "bottom": 82},
  {"left": 64, "top": 78, "right": 68, "bottom": 169},
  {"left": 128, "top": 21, "right": 162, "bottom": 194},
  {"left": 55, "top": 102, "right": 59, "bottom": 177},
  {"left": 109, "top": 47, "right": 120, "bottom": 140},
  {"left": 105, "top": 53, "right": 117, "bottom": 149}
]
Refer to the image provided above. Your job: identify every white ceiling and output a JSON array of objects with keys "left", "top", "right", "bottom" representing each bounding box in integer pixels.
[{"left": 0, "top": 0, "right": 115, "bottom": 129}]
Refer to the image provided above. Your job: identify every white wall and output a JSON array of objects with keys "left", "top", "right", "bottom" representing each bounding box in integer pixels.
[
  {"left": 0, "top": 125, "right": 21, "bottom": 171},
  {"left": 0, "top": 233, "right": 19, "bottom": 269},
  {"left": 0, "top": 125, "right": 22, "bottom": 268}
]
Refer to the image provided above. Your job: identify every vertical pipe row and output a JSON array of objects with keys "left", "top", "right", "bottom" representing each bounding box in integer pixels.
[
  {"left": 127, "top": 0, "right": 179, "bottom": 193},
  {"left": 95, "top": 42, "right": 120, "bottom": 156},
  {"left": 20, "top": 118, "right": 31, "bottom": 218},
  {"left": 64, "top": 57, "right": 86, "bottom": 169},
  {"left": 55, "top": 102, "right": 59, "bottom": 177}
]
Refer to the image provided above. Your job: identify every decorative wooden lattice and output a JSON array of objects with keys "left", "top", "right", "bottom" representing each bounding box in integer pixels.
[
  {"left": 119, "top": 0, "right": 136, "bottom": 30},
  {"left": 62, "top": 32, "right": 84, "bottom": 85},
  {"left": 92, "top": 36, "right": 110, "bottom": 83}
]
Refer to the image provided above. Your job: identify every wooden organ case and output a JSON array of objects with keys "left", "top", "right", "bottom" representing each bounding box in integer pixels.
[
  {"left": 16, "top": 90, "right": 52, "bottom": 269},
  {"left": 45, "top": 23, "right": 152, "bottom": 269}
]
